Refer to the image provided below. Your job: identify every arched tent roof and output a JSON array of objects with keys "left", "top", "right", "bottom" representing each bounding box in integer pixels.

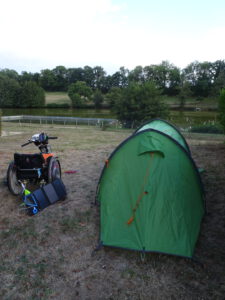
[
  {"left": 97, "top": 126, "right": 204, "bottom": 258},
  {"left": 134, "top": 119, "right": 190, "bottom": 153}
]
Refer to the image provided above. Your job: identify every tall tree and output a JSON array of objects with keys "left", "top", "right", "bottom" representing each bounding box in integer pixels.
[
  {"left": 52, "top": 66, "right": 68, "bottom": 91},
  {"left": 67, "top": 68, "right": 84, "bottom": 85},
  {"left": 19, "top": 81, "right": 45, "bottom": 107},
  {"left": 83, "top": 66, "right": 95, "bottom": 88},
  {"left": 19, "top": 71, "right": 39, "bottom": 84},
  {"left": 92, "top": 66, "right": 106, "bottom": 90},
  {"left": 178, "top": 82, "right": 193, "bottom": 110},
  {"left": 113, "top": 82, "right": 168, "bottom": 127},
  {"left": 39, "top": 69, "right": 57, "bottom": 91},
  {"left": 92, "top": 89, "right": 104, "bottom": 108},
  {"left": 109, "top": 67, "right": 129, "bottom": 89},
  {"left": 105, "top": 87, "right": 122, "bottom": 107},
  {"left": 128, "top": 66, "right": 145, "bottom": 83},
  {"left": 211, "top": 60, "right": 225, "bottom": 95},
  {"left": 68, "top": 81, "right": 92, "bottom": 108},
  {"left": 0, "top": 69, "right": 19, "bottom": 80},
  {"left": 0, "top": 75, "right": 21, "bottom": 107},
  {"left": 182, "top": 61, "right": 213, "bottom": 97}
]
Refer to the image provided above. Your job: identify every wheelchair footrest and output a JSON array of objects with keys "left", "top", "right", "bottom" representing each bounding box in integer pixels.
[{"left": 24, "top": 179, "right": 67, "bottom": 215}]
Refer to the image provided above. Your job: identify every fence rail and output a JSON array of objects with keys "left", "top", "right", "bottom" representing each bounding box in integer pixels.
[{"left": 2, "top": 115, "right": 119, "bottom": 127}]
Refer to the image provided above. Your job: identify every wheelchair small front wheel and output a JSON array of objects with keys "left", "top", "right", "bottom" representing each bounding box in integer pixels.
[
  {"left": 7, "top": 161, "right": 22, "bottom": 195},
  {"left": 48, "top": 157, "right": 61, "bottom": 183}
]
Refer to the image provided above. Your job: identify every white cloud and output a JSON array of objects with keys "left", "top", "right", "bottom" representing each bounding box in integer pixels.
[
  {"left": 0, "top": 0, "right": 124, "bottom": 61},
  {"left": 196, "top": 26, "right": 225, "bottom": 62},
  {"left": 0, "top": 1, "right": 225, "bottom": 73}
]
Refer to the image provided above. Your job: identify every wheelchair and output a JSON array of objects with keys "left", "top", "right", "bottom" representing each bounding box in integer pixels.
[{"left": 7, "top": 132, "right": 61, "bottom": 195}]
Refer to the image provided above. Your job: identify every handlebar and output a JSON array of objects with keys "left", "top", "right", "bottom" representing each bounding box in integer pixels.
[
  {"left": 21, "top": 134, "right": 58, "bottom": 147},
  {"left": 21, "top": 141, "right": 32, "bottom": 147}
]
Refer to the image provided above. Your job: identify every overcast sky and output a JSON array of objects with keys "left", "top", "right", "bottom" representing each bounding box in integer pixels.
[{"left": 1, "top": 0, "right": 225, "bottom": 74}]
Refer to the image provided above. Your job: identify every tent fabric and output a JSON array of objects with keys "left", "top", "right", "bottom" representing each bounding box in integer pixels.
[
  {"left": 135, "top": 118, "right": 190, "bottom": 153},
  {"left": 97, "top": 119, "right": 204, "bottom": 258}
]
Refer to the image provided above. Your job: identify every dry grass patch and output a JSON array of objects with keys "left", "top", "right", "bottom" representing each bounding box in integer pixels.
[
  {"left": 45, "top": 92, "right": 71, "bottom": 105},
  {"left": 0, "top": 122, "right": 225, "bottom": 299}
]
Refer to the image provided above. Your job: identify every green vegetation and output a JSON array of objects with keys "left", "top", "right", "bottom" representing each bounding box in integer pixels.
[
  {"left": 218, "top": 88, "right": 225, "bottom": 133},
  {"left": 0, "top": 74, "right": 21, "bottom": 107},
  {"left": 0, "top": 74, "right": 45, "bottom": 108},
  {"left": 1, "top": 60, "right": 224, "bottom": 126},
  {"left": 68, "top": 81, "right": 92, "bottom": 108},
  {"left": 112, "top": 81, "right": 169, "bottom": 127},
  {"left": 46, "top": 103, "right": 70, "bottom": 108},
  {"left": 190, "top": 124, "right": 223, "bottom": 134},
  {"left": 19, "top": 81, "right": 45, "bottom": 108},
  {"left": 45, "top": 91, "right": 71, "bottom": 105},
  {"left": 92, "top": 89, "right": 104, "bottom": 108}
]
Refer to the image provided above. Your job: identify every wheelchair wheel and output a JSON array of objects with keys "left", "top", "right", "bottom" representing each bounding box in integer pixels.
[
  {"left": 7, "top": 161, "right": 22, "bottom": 195},
  {"left": 48, "top": 157, "right": 61, "bottom": 183}
]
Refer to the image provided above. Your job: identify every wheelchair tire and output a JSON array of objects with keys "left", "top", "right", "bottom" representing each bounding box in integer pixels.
[
  {"left": 7, "top": 161, "right": 22, "bottom": 195},
  {"left": 48, "top": 157, "right": 61, "bottom": 183}
]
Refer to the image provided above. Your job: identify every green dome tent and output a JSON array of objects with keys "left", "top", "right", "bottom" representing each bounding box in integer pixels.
[
  {"left": 134, "top": 118, "right": 191, "bottom": 154},
  {"left": 96, "top": 119, "right": 205, "bottom": 258}
]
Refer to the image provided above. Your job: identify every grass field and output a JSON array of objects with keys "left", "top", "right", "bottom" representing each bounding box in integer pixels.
[
  {"left": 45, "top": 92, "right": 218, "bottom": 110},
  {"left": 45, "top": 92, "right": 71, "bottom": 105},
  {"left": 0, "top": 122, "right": 225, "bottom": 299}
]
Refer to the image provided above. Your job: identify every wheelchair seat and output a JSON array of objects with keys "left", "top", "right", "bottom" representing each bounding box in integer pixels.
[{"left": 14, "top": 153, "right": 44, "bottom": 169}]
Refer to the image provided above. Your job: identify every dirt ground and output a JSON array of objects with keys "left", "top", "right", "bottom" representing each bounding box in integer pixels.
[{"left": 0, "top": 123, "right": 225, "bottom": 300}]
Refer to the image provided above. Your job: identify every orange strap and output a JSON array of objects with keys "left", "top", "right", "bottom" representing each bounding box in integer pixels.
[
  {"left": 127, "top": 153, "right": 154, "bottom": 225},
  {"left": 105, "top": 159, "right": 109, "bottom": 168}
]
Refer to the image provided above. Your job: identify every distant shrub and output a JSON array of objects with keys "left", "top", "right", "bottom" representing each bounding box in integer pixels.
[
  {"left": 46, "top": 103, "right": 70, "bottom": 108},
  {"left": 0, "top": 75, "right": 21, "bottom": 107},
  {"left": 218, "top": 89, "right": 225, "bottom": 133},
  {"left": 18, "top": 81, "right": 45, "bottom": 107},
  {"left": 195, "top": 97, "right": 204, "bottom": 102},
  {"left": 0, "top": 109, "right": 1, "bottom": 136},
  {"left": 190, "top": 124, "right": 223, "bottom": 134}
]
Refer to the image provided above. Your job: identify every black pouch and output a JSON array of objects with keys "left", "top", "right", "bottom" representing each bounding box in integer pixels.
[{"left": 25, "top": 179, "right": 66, "bottom": 215}]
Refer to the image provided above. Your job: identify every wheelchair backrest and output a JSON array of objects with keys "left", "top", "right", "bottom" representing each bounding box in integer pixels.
[{"left": 14, "top": 153, "right": 44, "bottom": 169}]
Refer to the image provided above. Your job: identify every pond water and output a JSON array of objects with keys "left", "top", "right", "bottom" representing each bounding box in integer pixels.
[
  {"left": 1, "top": 108, "right": 218, "bottom": 128},
  {"left": 1, "top": 108, "right": 115, "bottom": 119}
]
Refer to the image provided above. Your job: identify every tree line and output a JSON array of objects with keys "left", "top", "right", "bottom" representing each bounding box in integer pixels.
[
  {"left": 1, "top": 60, "right": 225, "bottom": 127},
  {"left": 0, "top": 72, "right": 45, "bottom": 108},
  {"left": 1, "top": 60, "right": 225, "bottom": 102}
]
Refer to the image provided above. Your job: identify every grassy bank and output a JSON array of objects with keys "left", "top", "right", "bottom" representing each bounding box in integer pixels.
[
  {"left": 45, "top": 92, "right": 71, "bottom": 106},
  {"left": 45, "top": 92, "right": 219, "bottom": 110}
]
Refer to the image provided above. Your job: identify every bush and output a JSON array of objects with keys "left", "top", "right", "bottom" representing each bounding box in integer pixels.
[
  {"left": 46, "top": 103, "right": 70, "bottom": 108},
  {"left": 68, "top": 81, "right": 92, "bottom": 108},
  {"left": 0, "top": 109, "right": 1, "bottom": 136},
  {"left": 92, "top": 90, "right": 104, "bottom": 108},
  {"left": 112, "top": 81, "right": 169, "bottom": 127},
  {"left": 0, "top": 75, "right": 21, "bottom": 107},
  {"left": 19, "top": 81, "right": 45, "bottom": 107},
  {"left": 190, "top": 124, "right": 223, "bottom": 134},
  {"left": 218, "top": 88, "right": 225, "bottom": 133},
  {"left": 69, "top": 93, "right": 84, "bottom": 108}
]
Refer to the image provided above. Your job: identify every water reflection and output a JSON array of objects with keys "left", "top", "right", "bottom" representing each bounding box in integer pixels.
[{"left": 2, "top": 108, "right": 218, "bottom": 127}]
